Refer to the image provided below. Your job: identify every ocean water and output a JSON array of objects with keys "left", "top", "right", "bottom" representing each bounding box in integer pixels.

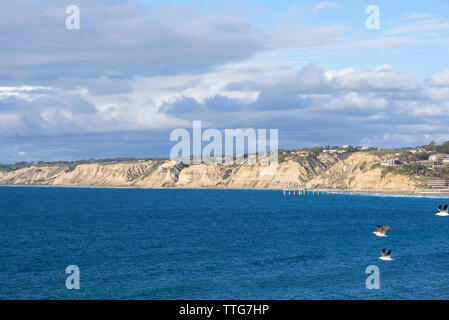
[{"left": 1, "top": 186, "right": 449, "bottom": 300}]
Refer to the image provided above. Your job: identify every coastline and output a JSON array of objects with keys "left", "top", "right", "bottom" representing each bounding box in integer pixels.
[
  {"left": 1, "top": 183, "right": 448, "bottom": 198},
  {"left": 2, "top": 151, "right": 448, "bottom": 196}
]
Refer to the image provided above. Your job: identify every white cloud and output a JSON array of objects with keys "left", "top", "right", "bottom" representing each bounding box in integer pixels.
[
  {"left": 1, "top": 63, "right": 446, "bottom": 136},
  {"left": 313, "top": 1, "right": 339, "bottom": 12},
  {"left": 428, "top": 69, "right": 449, "bottom": 86},
  {"left": 385, "top": 17, "right": 449, "bottom": 36},
  {"left": 327, "top": 65, "right": 418, "bottom": 91},
  {"left": 0, "top": 86, "right": 51, "bottom": 101},
  {"left": 3, "top": 62, "right": 449, "bottom": 160}
]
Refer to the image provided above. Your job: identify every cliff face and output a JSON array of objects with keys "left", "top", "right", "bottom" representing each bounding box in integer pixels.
[
  {"left": 0, "top": 152, "right": 424, "bottom": 191},
  {"left": 306, "top": 152, "right": 424, "bottom": 191}
]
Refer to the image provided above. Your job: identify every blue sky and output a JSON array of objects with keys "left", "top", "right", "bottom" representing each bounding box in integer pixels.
[
  {"left": 140, "top": 0, "right": 449, "bottom": 75},
  {"left": 1, "top": 0, "right": 449, "bottom": 162}
]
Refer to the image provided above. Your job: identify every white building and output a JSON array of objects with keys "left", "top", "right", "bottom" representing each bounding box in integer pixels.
[
  {"left": 381, "top": 158, "right": 400, "bottom": 167},
  {"left": 429, "top": 154, "right": 449, "bottom": 162}
]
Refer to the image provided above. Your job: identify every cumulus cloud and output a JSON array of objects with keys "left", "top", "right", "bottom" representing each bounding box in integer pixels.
[
  {"left": 428, "top": 69, "right": 449, "bottom": 86},
  {"left": 152, "top": 63, "right": 449, "bottom": 148},
  {"left": 4, "top": 63, "right": 448, "bottom": 152}
]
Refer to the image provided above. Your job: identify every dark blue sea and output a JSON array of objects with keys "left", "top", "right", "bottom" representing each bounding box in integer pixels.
[{"left": 1, "top": 186, "right": 449, "bottom": 299}]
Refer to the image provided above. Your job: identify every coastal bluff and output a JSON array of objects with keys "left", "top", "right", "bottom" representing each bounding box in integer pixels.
[{"left": 0, "top": 152, "right": 427, "bottom": 192}]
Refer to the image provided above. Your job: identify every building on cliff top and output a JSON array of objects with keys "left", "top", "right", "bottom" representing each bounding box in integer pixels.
[
  {"left": 381, "top": 158, "right": 401, "bottom": 167},
  {"left": 427, "top": 178, "right": 449, "bottom": 189},
  {"left": 429, "top": 154, "right": 449, "bottom": 162}
]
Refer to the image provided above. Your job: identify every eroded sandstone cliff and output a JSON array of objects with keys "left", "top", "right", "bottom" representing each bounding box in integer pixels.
[
  {"left": 305, "top": 152, "right": 424, "bottom": 191},
  {"left": 0, "top": 152, "right": 426, "bottom": 191}
]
